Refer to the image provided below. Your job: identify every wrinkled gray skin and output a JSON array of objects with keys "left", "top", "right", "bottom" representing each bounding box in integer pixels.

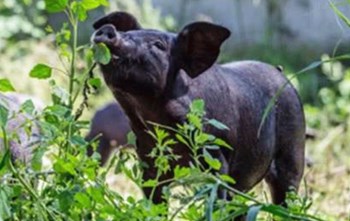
[
  {"left": 92, "top": 12, "right": 305, "bottom": 205},
  {"left": 86, "top": 102, "right": 131, "bottom": 165},
  {"left": 0, "top": 93, "right": 43, "bottom": 164}
]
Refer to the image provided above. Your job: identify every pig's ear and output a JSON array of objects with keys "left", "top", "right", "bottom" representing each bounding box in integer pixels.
[
  {"left": 93, "top": 12, "right": 141, "bottom": 31},
  {"left": 176, "top": 22, "right": 230, "bottom": 78}
]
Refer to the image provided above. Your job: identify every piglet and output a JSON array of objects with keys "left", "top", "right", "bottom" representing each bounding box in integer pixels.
[
  {"left": 86, "top": 102, "right": 131, "bottom": 165},
  {"left": 92, "top": 12, "right": 305, "bottom": 205}
]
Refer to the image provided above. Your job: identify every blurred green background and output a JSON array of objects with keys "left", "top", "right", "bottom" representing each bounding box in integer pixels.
[{"left": 1, "top": 0, "right": 349, "bottom": 219}]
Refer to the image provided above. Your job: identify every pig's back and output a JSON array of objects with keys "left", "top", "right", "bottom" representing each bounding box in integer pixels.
[
  {"left": 216, "top": 60, "right": 305, "bottom": 161},
  {"left": 221, "top": 60, "right": 289, "bottom": 95}
]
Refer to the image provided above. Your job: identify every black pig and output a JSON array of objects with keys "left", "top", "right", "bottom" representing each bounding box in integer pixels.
[
  {"left": 86, "top": 102, "right": 131, "bottom": 165},
  {"left": 92, "top": 12, "right": 305, "bottom": 205}
]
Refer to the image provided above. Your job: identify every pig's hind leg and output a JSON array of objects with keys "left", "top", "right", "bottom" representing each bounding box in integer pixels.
[{"left": 265, "top": 128, "right": 305, "bottom": 205}]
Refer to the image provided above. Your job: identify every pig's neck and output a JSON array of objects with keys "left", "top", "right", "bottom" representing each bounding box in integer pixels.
[
  {"left": 112, "top": 89, "right": 172, "bottom": 133},
  {"left": 112, "top": 72, "right": 193, "bottom": 134}
]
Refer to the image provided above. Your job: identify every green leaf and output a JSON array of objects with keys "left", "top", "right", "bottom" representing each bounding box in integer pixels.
[
  {"left": 82, "top": 0, "right": 102, "bottom": 10},
  {"left": 207, "top": 119, "right": 229, "bottom": 131},
  {"left": 247, "top": 205, "right": 262, "bottom": 221},
  {"left": 70, "top": 135, "right": 87, "bottom": 146},
  {"left": 58, "top": 191, "right": 73, "bottom": 213},
  {"left": 87, "top": 187, "right": 105, "bottom": 203},
  {"left": 213, "top": 138, "right": 232, "bottom": 150},
  {"left": 44, "top": 0, "right": 68, "bottom": 13},
  {"left": 0, "top": 150, "right": 10, "bottom": 172},
  {"left": 92, "top": 43, "right": 111, "bottom": 65},
  {"left": 0, "top": 79, "right": 15, "bottom": 92},
  {"left": 53, "top": 159, "right": 76, "bottom": 175},
  {"left": 29, "top": 64, "right": 52, "bottom": 79},
  {"left": 88, "top": 77, "right": 102, "bottom": 89},
  {"left": 88, "top": 167, "right": 98, "bottom": 180},
  {"left": 0, "top": 104, "right": 9, "bottom": 128},
  {"left": 45, "top": 104, "right": 70, "bottom": 117},
  {"left": 142, "top": 179, "right": 157, "bottom": 188},
  {"left": 188, "top": 114, "right": 202, "bottom": 129},
  {"left": 72, "top": 2, "right": 87, "bottom": 21},
  {"left": 203, "top": 149, "right": 221, "bottom": 171},
  {"left": 195, "top": 133, "right": 211, "bottom": 144},
  {"left": 174, "top": 166, "right": 191, "bottom": 179},
  {"left": 74, "top": 192, "right": 92, "bottom": 208},
  {"left": 219, "top": 174, "right": 236, "bottom": 185},
  {"left": 175, "top": 134, "right": 189, "bottom": 146},
  {"left": 31, "top": 147, "right": 46, "bottom": 171},
  {"left": 127, "top": 131, "right": 136, "bottom": 145},
  {"left": 190, "top": 99, "right": 205, "bottom": 115},
  {"left": 0, "top": 187, "right": 11, "bottom": 220},
  {"left": 20, "top": 100, "right": 35, "bottom": 115}
]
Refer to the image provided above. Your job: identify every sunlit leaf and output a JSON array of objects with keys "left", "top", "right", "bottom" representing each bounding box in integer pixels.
[
  {"left": 72, "top": 2, "right": 87, "bottom": 21},
  {"left": 92, "top": 43, "right": 111, "bottom": 65},
  {"left": 44, "top": 0, "right": 68, "bottom": 13},
  {"left": 203, "top": 149, "right": 221, "bottom": 170},
  {"left": 82, "top": 0, "right": 103, "bottom": 10},
  {"left": 29, "top": 64, "right": 52, "bottom": 79},
  {"left": 190, "top": 99, "right": 205, "bottom": 115},
  {"left": 74, "top": 192, "right": 92, "bottom": 208},
  {"left": 174, "top": 166, "right": 191, "bottom": 179},
  {"left": 142, "top": 179, "right": 157, "bottom": 187},
  {"left": 127, "top": 131, "right": 136, "bottom": 145},
  {"left": 219, "top": 174, "right": 236, "bottom": 185},
  {"left": 88, "top": 77, "right": 102, "bottom": 89},
  {"left": 213, "top": 138, "right": 232, "bottom": 149},
  {"left": 0, "top": 79, "right": 15, "bottom": 92}
]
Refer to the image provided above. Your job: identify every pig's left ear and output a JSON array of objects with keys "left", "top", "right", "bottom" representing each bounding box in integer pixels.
[
  {"left": 93, "top": 11, "right": 141, "bottom": 31},
  {"left": 175, "top": 22, "right": 230, "bottom": 78}
]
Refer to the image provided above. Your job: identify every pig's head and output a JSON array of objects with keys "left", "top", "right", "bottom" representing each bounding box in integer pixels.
[{"left": 92, "top": 12, "right": 230, "bottom": 97}]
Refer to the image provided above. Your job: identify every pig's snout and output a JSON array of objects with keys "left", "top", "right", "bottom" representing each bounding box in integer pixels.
[{"left": 93, "top": 24, "right": 119, "bottom": 44}]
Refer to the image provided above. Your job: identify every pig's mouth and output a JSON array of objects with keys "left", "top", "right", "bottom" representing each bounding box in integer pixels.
[
  {"left": 92, "top": 24, "right": 139, "bottom": 66},
  {"left": 108, "top": 49, "right": 141, "bottom": 67}
]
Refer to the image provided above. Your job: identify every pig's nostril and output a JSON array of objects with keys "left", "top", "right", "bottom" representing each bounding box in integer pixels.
[
  {"left": 96, "top": 30, "right": 103, "bottom": 36},
  {"left": 107, "top": 32, "right": 115, "bottom": 39},
  {"left": 93, "top": 25, "right": 117, "bottom": 43}
]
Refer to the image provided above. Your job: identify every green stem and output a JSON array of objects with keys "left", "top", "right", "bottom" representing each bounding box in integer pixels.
[
  {"left": 68, "top": 13, "right": 78, "bottom": 109},
  {"left": 149, "top": 172, "right": 162, "bottom": 201},
  {"left": 71, "top": 62, "right": 97, "bottom": 104}
]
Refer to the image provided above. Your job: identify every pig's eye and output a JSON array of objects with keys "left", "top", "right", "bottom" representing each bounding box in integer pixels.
[{"left": 153, "top": 40, "right": 166, "bottom": 51}]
